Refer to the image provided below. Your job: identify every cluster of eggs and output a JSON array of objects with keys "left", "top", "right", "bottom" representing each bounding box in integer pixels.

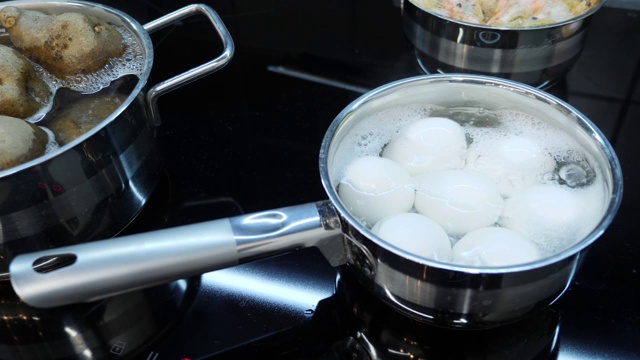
[{"left": 336, "top": 107, "right": 606, "bottom": 267}]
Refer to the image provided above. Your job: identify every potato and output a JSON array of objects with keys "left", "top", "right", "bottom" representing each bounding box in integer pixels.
[
  {"left": 46, "top": 90, "right": 127, "bottom": 145},
  {"left": 0, "top": 6, "right": 125, "bottom": 79},
  {"left": 0, "top": 115, "right": 49, "bottom": 170},
  {"left": 0, "top": 44, "right": 51, "bottom": 118}
]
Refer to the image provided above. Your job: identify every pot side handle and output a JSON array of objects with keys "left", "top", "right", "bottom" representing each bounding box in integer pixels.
[
  {"left": 9, "top": 201, "right": 343, "bottom": 309},
  {"left": 143, "top": 4, "right": 235, "bottom": 125}
]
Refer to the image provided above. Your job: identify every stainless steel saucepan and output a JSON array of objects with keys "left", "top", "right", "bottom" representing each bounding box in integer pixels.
[
  {"left": 9, "top": 74, "right": 623, "bottom": 329},
  {"left": 0, "top": 1, "right": 234, "bottom": 276}
]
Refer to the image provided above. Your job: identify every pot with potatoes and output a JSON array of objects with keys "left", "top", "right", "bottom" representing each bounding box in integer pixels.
[
  {"left": 9, "top": 74, "right": 622, "bottom": 329},
  {"left": 0, "top": 1, "right": 233, "bottom": 277}
]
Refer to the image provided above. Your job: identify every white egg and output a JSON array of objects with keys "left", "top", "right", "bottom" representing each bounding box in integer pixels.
[
  {"left": 382, "top": 117, "right": 467, "bottom": 175},
  {"left": 338, "top": 156, "right": 415, "bottom": 226},
  {"left": 466, "top": 135, "right": 556, "bottom": 197},
  {"left": 372, "top": 212, "right": 452, "bottom": 262},
  {"left": 452, "top": 227, "right": 541, "bottom": 267},
  {"left": 499, "top": 185, "right": 599, "bottom": 255},
  {"left": 414, "top": 169, "right": 504, "bottom": 237}
]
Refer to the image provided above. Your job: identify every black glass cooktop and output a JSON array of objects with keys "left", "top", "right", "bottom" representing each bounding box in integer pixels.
[{"left": 5, "top": 0, "right": 640, "bottom": 359}]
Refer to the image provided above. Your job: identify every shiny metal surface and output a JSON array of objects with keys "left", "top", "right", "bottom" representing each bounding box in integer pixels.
[
  {"left": 0, "top": 1, "right": 234, "bottom": 276},
  {"left": 10, "top": 202, "right": 342, "bottom": 308},
  {"left": 143, "top": 4, "right": 234, "bottom": 126},
  {"left": 319, "top": 74, "right": 623, "bottom": 328},
  {"left": 233, "top": 201, "right": 345, "bottom": 265},
  {"left": 401, "top": 0, "right": 605, "bottom": 88}
]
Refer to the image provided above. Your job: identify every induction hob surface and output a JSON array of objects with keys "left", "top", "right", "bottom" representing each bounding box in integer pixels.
[{"left": 8, "top": 0, "right": 640, "bottom": 359}]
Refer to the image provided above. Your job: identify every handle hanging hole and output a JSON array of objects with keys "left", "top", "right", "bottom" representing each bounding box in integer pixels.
[{"left": 32, "top": 254, "right": 78, "bottom": 273}]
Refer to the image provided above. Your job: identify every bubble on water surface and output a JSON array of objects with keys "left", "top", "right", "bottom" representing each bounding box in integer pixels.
[{"left": 557, "top": 154, "right": 596, "bottom": 188}]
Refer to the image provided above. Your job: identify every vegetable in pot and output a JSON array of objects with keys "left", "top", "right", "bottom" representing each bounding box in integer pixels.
[
  {"left": 0, "top": 44, "right": 51, "bottom": 119},
  {"left": 46, "top": 90, "right": 126, "bottom": 145},
  {"left": 0, "top": 115, "right": 49, "bottom": 170},
  {"left": 0, "top": 6, "right": 125, "bottom": 79}
]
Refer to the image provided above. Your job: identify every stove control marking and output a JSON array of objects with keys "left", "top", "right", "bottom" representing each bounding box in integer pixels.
[{"left": 110, "top": 341, "right": 126, "bottom": 356}]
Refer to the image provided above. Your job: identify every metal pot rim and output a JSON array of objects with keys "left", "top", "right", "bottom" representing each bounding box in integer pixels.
[{"left": 319, "top": 73, "right": 623, "bottom": 275}]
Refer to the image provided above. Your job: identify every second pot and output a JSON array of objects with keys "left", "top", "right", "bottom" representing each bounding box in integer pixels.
[{"left": 401, "top": 0, "right": 606, "bottom": 88}]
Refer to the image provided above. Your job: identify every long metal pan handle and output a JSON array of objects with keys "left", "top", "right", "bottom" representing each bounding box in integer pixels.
[
  {"left": 10, "top": 201, "right": 343, "bottom": 309},
  {"left": 143, "top": 4, "right": 235, "bottom": 125}
]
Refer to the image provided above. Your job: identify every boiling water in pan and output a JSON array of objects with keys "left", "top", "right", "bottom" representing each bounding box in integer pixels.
[
  {"left": 334, "top": 103, "right": 608, "bottom": 266},
  {"left": 27, "top": 24, "right": 145, "bottom": 121},
  {"left": 19, "top": 24, "right": 146, "bottom": 156}
]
